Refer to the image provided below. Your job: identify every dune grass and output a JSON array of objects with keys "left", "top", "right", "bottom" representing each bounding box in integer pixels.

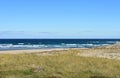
[{"left": 0, "top": 49, "right": 120, "bottom": 78}]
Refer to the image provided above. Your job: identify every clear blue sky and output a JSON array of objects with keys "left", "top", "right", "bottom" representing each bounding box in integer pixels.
[{"left": 0, "top": 0, "right": 120, "bottom": 38}]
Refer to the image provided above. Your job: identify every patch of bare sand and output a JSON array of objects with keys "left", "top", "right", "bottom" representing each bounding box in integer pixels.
[{"left": 78, "top": 49, "right": 120, "bottom": 60}]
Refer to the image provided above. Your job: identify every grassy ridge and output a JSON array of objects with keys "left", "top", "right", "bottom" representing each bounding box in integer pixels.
[{"left": 0, "top": 49, "right": 120, "bottom": 78}]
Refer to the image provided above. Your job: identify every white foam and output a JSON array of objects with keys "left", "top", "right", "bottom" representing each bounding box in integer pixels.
[
  {"left": 0, "top": 43, "right": 115, "bottom": 50},
  {"left": 18, "top": 43, "right": 24, "bottom": 45}
]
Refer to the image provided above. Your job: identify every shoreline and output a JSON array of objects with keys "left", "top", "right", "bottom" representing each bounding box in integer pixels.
[
  {"left": 0, "top": 48, "right": 71, "bottom": 54},
  {"left": 0, "top": 47, "right": 88, "bottom": 54}
]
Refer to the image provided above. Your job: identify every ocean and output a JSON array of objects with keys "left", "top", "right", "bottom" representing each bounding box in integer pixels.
[{"left": 0, "top": 39, "right": 120, "bottom": 50}]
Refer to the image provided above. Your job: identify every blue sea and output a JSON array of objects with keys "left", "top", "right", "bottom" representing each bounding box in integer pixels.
[{"left": 0, "top": 39, "right": 120, "bottom": 50}]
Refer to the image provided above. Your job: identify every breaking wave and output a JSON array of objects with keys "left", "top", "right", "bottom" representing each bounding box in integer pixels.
[{"left": 0, "top": 39, "right": 119, "bottom": 50}]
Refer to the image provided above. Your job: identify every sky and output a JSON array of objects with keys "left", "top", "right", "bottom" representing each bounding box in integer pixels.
[{"left": 0, "top": 0, "right": 120, "bottom": 38}]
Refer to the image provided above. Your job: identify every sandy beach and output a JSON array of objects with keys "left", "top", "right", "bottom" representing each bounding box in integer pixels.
[{"left": 0, "top": 48, "right": 70, "bottom": 54}]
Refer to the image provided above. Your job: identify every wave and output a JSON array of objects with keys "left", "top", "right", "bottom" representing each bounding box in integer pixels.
[{"left": 0, "top": 43, "right": 112, "bottom": 50}]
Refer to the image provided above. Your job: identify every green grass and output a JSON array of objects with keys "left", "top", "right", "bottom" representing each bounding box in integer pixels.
[{"left": 0, "top": 49, "right": 120, "bottom": 78}]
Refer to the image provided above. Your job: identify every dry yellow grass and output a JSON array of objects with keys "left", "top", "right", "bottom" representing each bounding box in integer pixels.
[{"left": 0, "top": 49, "right": 120, "bottom": 78}]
